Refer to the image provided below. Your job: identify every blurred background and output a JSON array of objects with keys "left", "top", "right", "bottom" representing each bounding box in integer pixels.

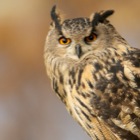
[{"left": 0, "top": 0, "right": 140, "bottom": 140}]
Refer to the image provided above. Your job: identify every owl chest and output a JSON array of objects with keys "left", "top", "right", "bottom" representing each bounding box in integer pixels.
[
  {"left": 52, "top": 74, "right": 93, "bottom": 129},
  {"left": 65, "top": 86, "right": 93, "bottom": 134}
]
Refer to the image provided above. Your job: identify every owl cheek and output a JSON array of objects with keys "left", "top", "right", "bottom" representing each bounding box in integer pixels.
[{"left": 65, "top": 48, "right": 79, "bottom": 60}]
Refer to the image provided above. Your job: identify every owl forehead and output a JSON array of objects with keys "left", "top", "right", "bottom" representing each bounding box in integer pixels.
[{"left": 61, "top": 18, "right": 92, "bottom": 36}]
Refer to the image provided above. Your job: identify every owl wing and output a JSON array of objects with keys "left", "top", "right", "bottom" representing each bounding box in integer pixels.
[{"left": 78, "top": 49, "right": 140, "bottom": 139}]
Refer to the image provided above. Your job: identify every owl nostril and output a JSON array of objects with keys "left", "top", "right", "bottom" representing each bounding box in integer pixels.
[{"left": 75, "top": 44, "right": 82, "bottom": 58}]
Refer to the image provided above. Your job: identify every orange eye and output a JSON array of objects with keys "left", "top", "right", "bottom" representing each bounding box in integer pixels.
[
  {"left": 59, "top": 37, "right": 71, "bottom": 45},
  {"left": 84, "top": 33, "right": 97, "bottom": 43}
]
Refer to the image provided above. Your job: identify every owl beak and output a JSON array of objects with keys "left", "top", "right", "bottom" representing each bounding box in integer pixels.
[{"left": 75, "top": 44, "right": 82, "bottom": 58}]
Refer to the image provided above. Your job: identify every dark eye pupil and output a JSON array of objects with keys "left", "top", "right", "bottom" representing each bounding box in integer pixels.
[
  {"left": 88, "top": 35, "right": 93, "bottom": 40},
  {"left": 62, "top": 38, "right": 67, "bottom": 43}
]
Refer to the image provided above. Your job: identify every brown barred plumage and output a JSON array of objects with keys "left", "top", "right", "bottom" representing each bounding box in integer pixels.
[{"left": 44, "top": 6, "right": 140, "bottom": 140}]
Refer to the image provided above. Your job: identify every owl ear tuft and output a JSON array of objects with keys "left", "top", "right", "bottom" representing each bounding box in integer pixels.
[
  {"left": 90, "top": 10, "right": 114, "bottom": 27},
  {"left": 50, "top": 5, "right": 62, "bottom": 32}
]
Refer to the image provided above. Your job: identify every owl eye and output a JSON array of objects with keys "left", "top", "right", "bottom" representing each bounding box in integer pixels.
[
  {"left": 84, "top": 33, "right": 97, "bottom": 43},
  {"left": 59, "top": 37, "right": 71, "bottom": 45}
]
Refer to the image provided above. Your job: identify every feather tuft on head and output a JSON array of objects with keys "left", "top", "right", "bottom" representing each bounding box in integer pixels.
[
  {"left": 51, "top": 5, "right": 62, "bottom": 32},
  {"left": 91, "top": 10, "right": 114, "bottom": 27}
]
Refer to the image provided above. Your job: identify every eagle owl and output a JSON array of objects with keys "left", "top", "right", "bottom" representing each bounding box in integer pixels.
[{"left": 44, "top": 6, "right": 140, "bottom": 140}]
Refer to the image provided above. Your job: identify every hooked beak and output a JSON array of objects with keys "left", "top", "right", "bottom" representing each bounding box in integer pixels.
[{"left": 75, "top": 44, "right": 82, "bottom": 58}]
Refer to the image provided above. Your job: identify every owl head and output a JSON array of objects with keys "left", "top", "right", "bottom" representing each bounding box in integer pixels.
[{"left": 45, "top": 6, "right": 116, "bottom": 60}]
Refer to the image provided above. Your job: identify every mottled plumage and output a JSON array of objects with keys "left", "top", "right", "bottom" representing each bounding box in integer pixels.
[{"left": 44, "top": 6, "right": 140, "bottom": 140}]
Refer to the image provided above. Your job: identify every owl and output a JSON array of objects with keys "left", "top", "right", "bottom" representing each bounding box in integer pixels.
[{"left": 44, "top": 5, "right": 140, "bottom": 140}]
